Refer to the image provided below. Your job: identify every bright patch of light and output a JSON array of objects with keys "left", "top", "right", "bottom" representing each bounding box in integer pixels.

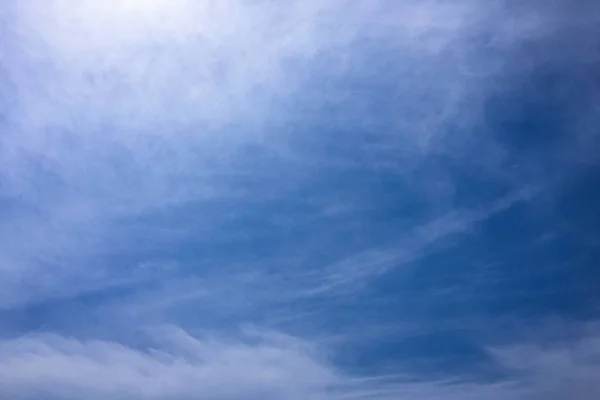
[
  {"left": 18, "top": 0, "right": 199, "bottom": 57},
  {"left": 121, "top": 0, "right": 170, "bottom": 13}
]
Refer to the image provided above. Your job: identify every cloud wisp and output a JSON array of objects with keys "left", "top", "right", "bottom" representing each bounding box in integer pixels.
[
  {"left": 2, "top": 326, "right": 600, "bottom": 400},
  {"left": 1, "top": 0, "right": 599, "bottom": 399},
  {"left": 3, "top": 0, "right": 595, "bottom": 305}
]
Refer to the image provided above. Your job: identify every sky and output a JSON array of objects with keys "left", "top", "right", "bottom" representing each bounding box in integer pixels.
[{"left": 1, "top": 0, "right": 600, "bottom": 399}]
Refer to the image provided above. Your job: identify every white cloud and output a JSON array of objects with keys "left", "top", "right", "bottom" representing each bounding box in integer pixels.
[
  {"left": 1, "top": 0, "right": 501, "bottom": 309},
  {"left": 0, "top": 328, "right": 336, "bottom": 400},
  {"left": 1, "top": 3, "right": 598, "bottom": 398},
  {"left": 1, "top": 325, "right": 600, "bottom": 399},
  {"left": 305, "top": 186, "right": 539, "bottom": 296}
]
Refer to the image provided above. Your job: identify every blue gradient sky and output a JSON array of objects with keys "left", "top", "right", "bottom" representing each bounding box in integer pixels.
[{"left": 1, "top": 1, "right": 600, "bottom": 399}]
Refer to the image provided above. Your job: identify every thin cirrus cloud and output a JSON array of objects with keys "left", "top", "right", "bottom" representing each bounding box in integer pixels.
[
  {"left": 0, "top": 0, "right": 579, "bottom": 309},
  {"left": 1, "top": 0, "right": 600, "bottom": 399},
  {"left": 1, "top": 0, "right": 487, "bottom": 308}
]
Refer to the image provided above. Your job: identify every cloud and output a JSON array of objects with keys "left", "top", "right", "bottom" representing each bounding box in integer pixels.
[
  {"left": 0, "top": 328, "right": 336, "bottom": 400},
  {"left": 0, "top": 0, "right": 497, "bottom": 309},
  {"left": 304, "top": 185, "right": 539, "bottom": 296},
  {"left": 1, "top": 1, "right": 599, "bottom": 399},
  {"left": 1, "top": 325, "right": 600, "bottom": 400}
]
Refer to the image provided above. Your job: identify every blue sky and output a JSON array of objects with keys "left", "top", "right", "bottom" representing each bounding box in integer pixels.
[{"left": 1, "top": 0, "right": 600, "bottom": 398}]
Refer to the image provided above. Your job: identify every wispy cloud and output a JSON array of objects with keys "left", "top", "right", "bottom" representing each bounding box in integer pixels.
[
  {"left": 304, "top": 185, "right": 539, "bottom": 296},
  {"left": 1, "top": 0, "right": 599, "bottom": 399},
  {"left": 2, "top": 325, "right": 600, "bottom": 399},
  {"left": 0, "top": 0, "right": 490, "bottom": 308},
  {"left": 0, "top": 327, "right": 335, "bottom": 400}
]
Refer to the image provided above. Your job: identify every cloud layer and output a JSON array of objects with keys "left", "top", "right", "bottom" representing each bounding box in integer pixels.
[{"left": 2, "top": 326, "right": 600, "bottom": 400}]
